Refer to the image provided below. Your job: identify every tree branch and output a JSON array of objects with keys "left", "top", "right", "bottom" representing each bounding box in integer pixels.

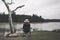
[
  {"left": 2, "top": 0, "right": 10, "bottom": 12},
  {"left": 7, "top": 2, "right": 13, "bottom": 5},
  {"left": 7, "top": 0, "right": 14, "bottom": 5},
  {"left": 12, "top": 5, "right": 24, "bottom": 12}
]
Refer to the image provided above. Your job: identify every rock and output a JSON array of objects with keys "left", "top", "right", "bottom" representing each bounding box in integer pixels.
[
  {"left": 4, "top": 32, "right": 19, "bottom": 37},
  {"left": 4, "top": 32, "right": 10, "bottom": 37},
  {"left": 9, "top": 33, "right": 19, "bottom": 37}
]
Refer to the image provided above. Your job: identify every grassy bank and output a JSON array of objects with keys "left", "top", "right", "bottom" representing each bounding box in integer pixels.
[
  {"left": 30, "top": 31, "right": 60, "bottom": 40},
  {"left": 0, "top": 31, "right": 60, "bottom": 40}
]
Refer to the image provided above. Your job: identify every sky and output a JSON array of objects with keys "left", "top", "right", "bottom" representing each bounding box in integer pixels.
[{"left": 0, "top": 0, "right": 60, "bottom": 19}]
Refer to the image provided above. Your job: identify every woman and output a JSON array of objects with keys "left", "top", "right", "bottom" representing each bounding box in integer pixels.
[{"left": 23, "top": 19, "right": 31, "bottom": 37}]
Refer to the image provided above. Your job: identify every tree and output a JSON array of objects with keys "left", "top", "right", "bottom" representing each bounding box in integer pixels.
[{"left": 2, "top": 0, "right": 24, "bottom": 33}]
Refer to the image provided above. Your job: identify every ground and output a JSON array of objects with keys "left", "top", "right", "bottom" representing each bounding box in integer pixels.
[{"left": 0, "top": 31, "right": 60, "bottom": 40}]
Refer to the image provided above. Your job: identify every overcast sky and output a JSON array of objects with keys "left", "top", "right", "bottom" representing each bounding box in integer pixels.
[{"left": 0, "top": 0, "right": 60, "bottom": 19}]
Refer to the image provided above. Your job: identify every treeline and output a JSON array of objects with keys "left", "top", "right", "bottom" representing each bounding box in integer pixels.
[
  {"left": 0, "top": 12, "right": 44, "bottom": 23},
  {"left": 0, "top": 12, "right": 60, "bottom": 23}
]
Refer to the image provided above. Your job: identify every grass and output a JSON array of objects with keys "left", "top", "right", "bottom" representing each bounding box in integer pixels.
[
  {"left": 30, "top": 31, "right": 60, "bottom": 40},
  {"left": 0, "top": 31, "right": 60, "bottom": 40}
]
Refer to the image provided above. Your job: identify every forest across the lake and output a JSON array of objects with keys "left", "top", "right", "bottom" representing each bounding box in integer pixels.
[{"left": 0, "top": 12, "right": 60, "bottom": 22}]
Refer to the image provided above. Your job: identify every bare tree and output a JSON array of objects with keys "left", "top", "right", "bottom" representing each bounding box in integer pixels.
[{"left": 2, "top": 0, "right": 24, "bottom": 34}]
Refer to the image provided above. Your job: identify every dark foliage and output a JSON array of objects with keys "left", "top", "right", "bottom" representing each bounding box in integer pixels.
[
  {"left": 0, "top": 12, "right": 44, "bottom": 23},
  {"left": 0, "top": 12, "right": 60, "bottom": 23}
]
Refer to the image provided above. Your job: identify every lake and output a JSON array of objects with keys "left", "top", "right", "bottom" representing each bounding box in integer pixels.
[{"left": 0, "top": 22, "right": 60, "bottom": 31}]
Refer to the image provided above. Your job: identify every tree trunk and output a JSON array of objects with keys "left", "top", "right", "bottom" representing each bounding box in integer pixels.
[
  {"left": 2, "top": 0, "right": 24, "bottom": 34},
  {"left": 2, "top": 0, "right": 14, "bottom": 33}
]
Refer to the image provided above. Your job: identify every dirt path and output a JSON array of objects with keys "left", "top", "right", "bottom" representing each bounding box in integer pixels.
[
  {"left": 0, "top": 37, "right": 25, "bottom": 40},
  {"left": 2, "top": 37, "right": 25, "bottom": 40},
  {"left": 0, "top": 33, "right": 31, "bottom": 40},
  {"left": 0, "top": 36, "right": 31, "bottom": 40}
]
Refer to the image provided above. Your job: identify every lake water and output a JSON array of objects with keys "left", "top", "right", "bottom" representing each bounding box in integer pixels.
[{"left": 0, "top": 22, "right": 60, "bottom": 31}]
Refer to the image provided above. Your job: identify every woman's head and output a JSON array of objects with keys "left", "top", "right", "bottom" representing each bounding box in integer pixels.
[{"left": 24, "top": 19, "right": 30, "bottom": 23}]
